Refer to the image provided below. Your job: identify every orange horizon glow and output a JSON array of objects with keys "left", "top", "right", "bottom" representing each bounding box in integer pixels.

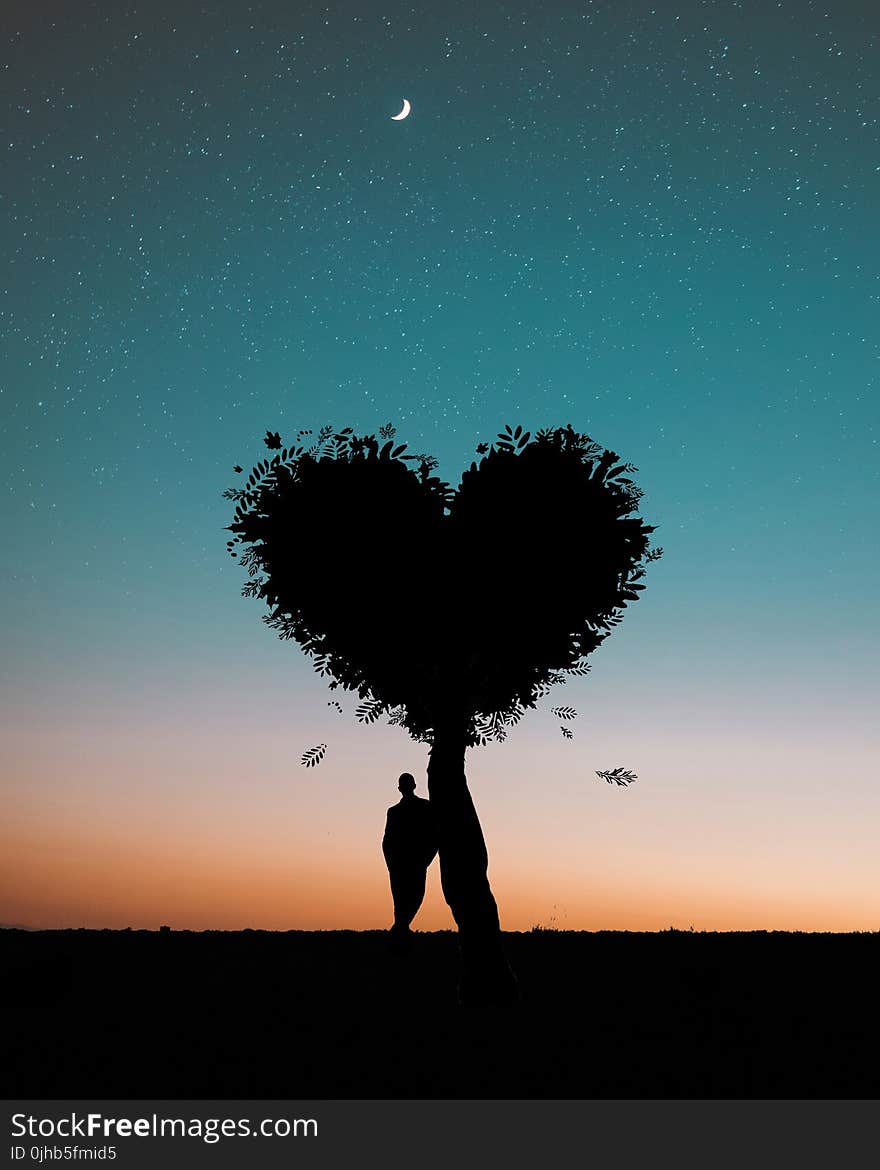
[
  {"left": 4, "top": 814, "right": 877, "bottom": 935},
  {"left": 3, "top": 674, "right": 879, "bottom": 938}
]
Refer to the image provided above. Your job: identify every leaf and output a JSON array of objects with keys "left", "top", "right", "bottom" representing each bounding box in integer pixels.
[
  {"left": 233, "top": 464, "right": 243, "bottom": 474},
  {"left": 301, "top": 743, "right": 327, "bottom": 768},
  {"left": 595, "top": 767, "right": 637, "bottom": 787},
  {"left": 355, "top": 698, "right": 386, "bottom": 724},
  {"left": 567, "top": 661, "right": 592, "bottom": 676},
  {"left": 264, "top": 430, "right": 283, "bottom": 450},
  {"left": 560, "top": 726, "right": 573, "bottom": 740},
  {"left": 551, "top": 705, "right": 577, "bottom": 720}
]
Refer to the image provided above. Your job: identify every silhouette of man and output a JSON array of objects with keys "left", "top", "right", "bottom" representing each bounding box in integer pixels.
[{"left": 382, "top": 773, "right": 437, "bottom": 946}]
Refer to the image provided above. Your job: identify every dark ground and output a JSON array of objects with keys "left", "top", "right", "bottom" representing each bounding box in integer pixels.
[{"left": 3, "top": 928, "right": 878, "bottom": 1098}]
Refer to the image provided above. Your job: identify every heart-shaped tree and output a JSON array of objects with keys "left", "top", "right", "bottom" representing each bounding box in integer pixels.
[{"left": 225, "top": 423, "right": 661, "bottom": 1003}]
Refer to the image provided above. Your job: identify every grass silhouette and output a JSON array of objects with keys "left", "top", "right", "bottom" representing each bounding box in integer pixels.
[{"left": 4, "top": 927, "right": 878, "bottom": 1098}]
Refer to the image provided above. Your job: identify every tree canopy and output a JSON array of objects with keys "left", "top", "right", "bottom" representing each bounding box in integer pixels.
[{"left": 225, "top": 423, "right": 661, "bottom": 747}]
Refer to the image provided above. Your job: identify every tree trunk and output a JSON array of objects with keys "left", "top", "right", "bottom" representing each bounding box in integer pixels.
[{"left": 427, "top": 726, "right": 518, "bottom": 1006}]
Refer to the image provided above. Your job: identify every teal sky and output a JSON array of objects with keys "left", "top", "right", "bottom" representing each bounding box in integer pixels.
[{"left": 2, "top": 0, "right": 878, "bottom": 930}]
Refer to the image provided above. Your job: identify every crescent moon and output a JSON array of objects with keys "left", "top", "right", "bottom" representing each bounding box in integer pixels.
[{"left": 391, "top": 99, "right": 411, "bottom": 121}]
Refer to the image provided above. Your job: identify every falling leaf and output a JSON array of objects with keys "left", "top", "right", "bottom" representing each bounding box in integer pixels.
[
  {"left": 551, "top": 706, "right": 577, "bottom": 720},
  {"left": 300, "top": 743, "right": 327, "bottom": 768},
  {"left": 595, "top": 767, "right": 637, "bottom": 787}
]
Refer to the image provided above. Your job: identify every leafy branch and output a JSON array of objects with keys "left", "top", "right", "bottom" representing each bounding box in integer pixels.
[
  {"left": 301, "top": 743, "right": 327, "bottom": 768},
  {"left": 551, "top": 706, "right": 577, "bottom": 720},
  {"left": 355, "top": 697, "right": 387, "bottom": 724},
  {"left": 596, "top": 767, "right": 637, "bottom": 787}
]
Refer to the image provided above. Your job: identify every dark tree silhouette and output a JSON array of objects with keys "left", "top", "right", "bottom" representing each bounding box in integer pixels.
[{"left": 224, "top": 423, "right": 661, "bottom": 1004}]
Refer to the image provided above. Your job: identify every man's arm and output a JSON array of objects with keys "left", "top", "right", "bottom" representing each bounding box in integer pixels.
[{"left": 382, "top": 809, "right": 395, "bottom": 866}]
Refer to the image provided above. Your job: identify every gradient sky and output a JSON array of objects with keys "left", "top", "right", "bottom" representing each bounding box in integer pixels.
[{"left": 2, "top": 0, "right": 878, "bottom": 932}]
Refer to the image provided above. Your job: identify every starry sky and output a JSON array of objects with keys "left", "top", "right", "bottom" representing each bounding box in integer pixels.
[{"left": 2, "top": 0, "right": 878, "bottom": 931}]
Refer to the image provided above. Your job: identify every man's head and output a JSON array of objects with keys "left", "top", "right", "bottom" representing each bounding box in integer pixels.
[{"left": 398, "top": 772, "right": 417, "bottom": 796}]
